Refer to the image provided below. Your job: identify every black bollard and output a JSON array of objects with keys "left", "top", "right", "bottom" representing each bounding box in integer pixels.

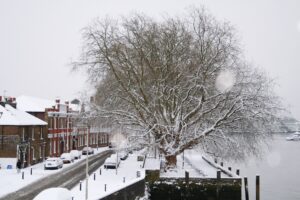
[
  {"left": 99, "top": 168, "right": 101, "bottom": 175},
  {"left": 104, "top": 184, "right": 107, "bottom": 192},
  {"left": 217, "top": 170, "right": 221, "bottom": 180},
  {"left": 123, "top": 177, "right": 125, "bottom": 183},
  {"left": 79, "top": 181, "right": 82, "bottom": 191},
  {"left": 94, "top": 173, "right": 96, "bottom": 180},
  {"left": 244, "top": 177, "right": 249, "bottom": 200},
  {"left": 185, "top": 171, "right": 189, "bottom": 185},
  {"left": 236, "top": 169, "right": 240, "bottom": 176},
  {"left": 256, "top": 175, "right": 260, "bottom": 200},
  {"left": 220, "top": 162, "right": 223, "bottom": 167},
  {"left": 30, "top": 168, "right": 33, "bottom": 175},
  {"left": 22, "top": 171, "right": 24, "bottom": 180},
  {"left": 228, "top": 167, "right": 231, "bottom": 171}
]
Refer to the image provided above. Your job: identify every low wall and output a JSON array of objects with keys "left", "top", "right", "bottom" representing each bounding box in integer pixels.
[
  {"left": 99, "top": 179, "right": 145, "bottom": 200},
  {"left": 148, "top": 177, "right": 241, "bottom": 200}
]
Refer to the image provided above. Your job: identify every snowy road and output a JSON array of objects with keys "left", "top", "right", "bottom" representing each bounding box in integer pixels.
[{"left": 0, "top": 150, "right": 113, "bottom": 200}]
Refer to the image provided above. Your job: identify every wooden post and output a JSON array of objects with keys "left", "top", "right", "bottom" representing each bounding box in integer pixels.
[
  {"left": 185, "top": 171, "right": 189, "bottom": 185},
  {"left": 256, "top": 175, "right": 260, "bottom": 200},
  {"left": 217, "top": 170, "right": 221, "bottom": 180},
  {"left": 236, "top": 169, "right": 240, "bottom": 176},
  {"left": 244, "top": 177, "right": 249, "bottom": 200}
]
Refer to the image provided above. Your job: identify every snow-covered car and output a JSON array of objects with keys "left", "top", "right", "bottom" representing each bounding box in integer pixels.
[
  {"left": 82, "top": 147, "right": 94, "bottom": 155},
  {"left": 44, "top": 157, "right": 63, "bottom": 170},
  {"left": 119, "top": 151, "right": 129, "bottom": 160},
  {"left": 33, "top": 187, "right": 72, "bottom": 200},
  {"left": 104, "top": 154, "right": 120, "bottom": 169},
  {"left": 60, "top": 153, "right": 74, "bottom": 164},
  {"left": 70, "top": 150, "right": 81, "bottom": 159}
]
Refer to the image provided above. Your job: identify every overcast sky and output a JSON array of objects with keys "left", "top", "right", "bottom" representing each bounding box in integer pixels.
[{"left": 0, "top": 0, "right": 300, "bottom": 119}]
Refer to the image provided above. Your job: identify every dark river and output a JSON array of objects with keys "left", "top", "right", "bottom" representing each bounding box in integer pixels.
[{"left": 233, "top": 134, "right": 300, "bottom": 200}]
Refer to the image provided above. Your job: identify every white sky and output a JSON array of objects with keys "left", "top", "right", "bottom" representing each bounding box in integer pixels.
[{"left": 0, "top": 0, "right": 300, "bottom": 118}]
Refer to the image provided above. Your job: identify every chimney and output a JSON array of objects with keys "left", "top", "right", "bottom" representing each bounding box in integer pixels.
[
  {"left": 56, "top": 99, "right": 60, "bottom": 111},
  {"left": 65, "top": 101, "right": 69, "bottom": 112}
]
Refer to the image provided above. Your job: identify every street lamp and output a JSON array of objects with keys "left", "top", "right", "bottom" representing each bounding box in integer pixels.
[{"left": 85, "top": 125, "right": 90, "bottom": 200}]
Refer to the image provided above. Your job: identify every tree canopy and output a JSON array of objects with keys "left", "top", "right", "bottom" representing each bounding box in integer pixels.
[{"left": 74, "top": 8, "right": 281, "bottom": 167}]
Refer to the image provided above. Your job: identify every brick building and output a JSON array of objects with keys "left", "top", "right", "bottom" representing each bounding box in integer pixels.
[
  {"left": 0, "top": 97, "right": 47, "bottom": 167},
  {"left": 16, "top": 96, "right": 109, "bottom": 158}
]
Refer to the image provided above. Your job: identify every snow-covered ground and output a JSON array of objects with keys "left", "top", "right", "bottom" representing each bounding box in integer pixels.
[
  {"left": 0, "top": 147, "right": 108, "bottom": 198},
  {"left": 70, "top": 152, "right": 145, "bottom": 200},
  {"left": 0, "top": 148, "right": 235, "bottom": 200},
  {"left": 145, "top": 150, "right": 231, "bottom": 178}
]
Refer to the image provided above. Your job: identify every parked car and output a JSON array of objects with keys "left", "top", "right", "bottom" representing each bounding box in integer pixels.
[
  {"left": 44, "top": 157, "right": 63, "bottom": 170},
  {"left": 82, "top": 147, "right": 94, "bottom": 155},
  {"left": 119, "top": 151, "right": 129, "bottom": 160},
  {"left": 70, "top": 150, "right": 81, "bottom": 159},
  {"left": 104, "top": 154, "right": 120, "bottom": 169},
  {"left": 60, "top": 153, "right": 74, "bottom": 164}
]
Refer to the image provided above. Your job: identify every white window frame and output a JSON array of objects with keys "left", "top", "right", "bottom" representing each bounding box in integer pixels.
[
  {"left": 40, "top": 127, "right": 43, "bottom": 139},
  {"left": 31, "top": 128, "right": 35, "bottom": 141},
  {"left": 32, "top": 146, "right": 35, "bottom": 160}
]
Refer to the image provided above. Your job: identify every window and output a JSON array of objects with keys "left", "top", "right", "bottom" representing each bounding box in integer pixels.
[
  {"left": 54, "top": 117, "right": 56, "bottom": 129},
  {"left": 39, "top": 146, "right": 42, "bottom": 158},
  {"left": 40, "top": 127, "right": 43, "bottom": 139},
  {"left": 49, "top": 141, "right": 52, "bottom": 155},
  {"left": 31, "top": 128, "right": 35, "bottom": 141},
  {"left": 22, "top": 128, "right": 25, "bottom": 141},
  {"left": 32, "top": 147, "right": 35, "bottom": 160},
  {"left": 53, "top": 141, "right": 56, "bottom": 153}
]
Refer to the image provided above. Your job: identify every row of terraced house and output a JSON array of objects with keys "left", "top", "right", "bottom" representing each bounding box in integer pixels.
[{"left": 0, "top": 95, "right": 110, "bottom": 168}]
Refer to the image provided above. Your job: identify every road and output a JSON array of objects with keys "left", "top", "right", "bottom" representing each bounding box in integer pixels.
[{"left": 0, "top": 150, "right": 113, "bottom": 200}]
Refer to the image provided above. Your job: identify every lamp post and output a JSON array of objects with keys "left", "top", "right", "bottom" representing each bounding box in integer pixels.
[{"left": 85, "top": 125, "right": 90, "bottom": 200}]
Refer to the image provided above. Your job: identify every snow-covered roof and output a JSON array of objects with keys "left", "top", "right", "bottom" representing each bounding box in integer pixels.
[
  {"left": 0, "top": 104, "right": 47, "bottom": 126},
  {"left": 17, "top": 95, "right": 80, "bottom": 113},
  {"left": 17, "top": 95, "right": 55, "bottom": 112}
]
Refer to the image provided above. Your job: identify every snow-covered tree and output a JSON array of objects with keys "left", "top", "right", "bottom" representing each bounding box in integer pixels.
[{"left": 74, "top": 8, "right": 281, "bottom": 167}]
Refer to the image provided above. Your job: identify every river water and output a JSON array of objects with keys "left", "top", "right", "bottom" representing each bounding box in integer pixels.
[{"left": 233, "top": 134, "right": 300, "bottom": 200}]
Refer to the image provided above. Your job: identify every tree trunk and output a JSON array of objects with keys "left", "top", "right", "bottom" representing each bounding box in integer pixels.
[{"left": 165, "top": 155, "right": 177, "bottom": 168}]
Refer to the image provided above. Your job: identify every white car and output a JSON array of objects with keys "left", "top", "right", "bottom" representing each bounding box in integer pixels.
[
  {"left": 82, "top": 147, "right": 94, "bottom": 155},
  {"left": 70, "top": 150, "right": 81, "bottom": 159},
  {"left": 60, "top": 153, "right": 74, "bottom": 164},
  {"left": 104, "top": 154, "right": 120, "bottom": 169},
  {"left": 44, "top": 157, "right": 63, "bottom": 170}
]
